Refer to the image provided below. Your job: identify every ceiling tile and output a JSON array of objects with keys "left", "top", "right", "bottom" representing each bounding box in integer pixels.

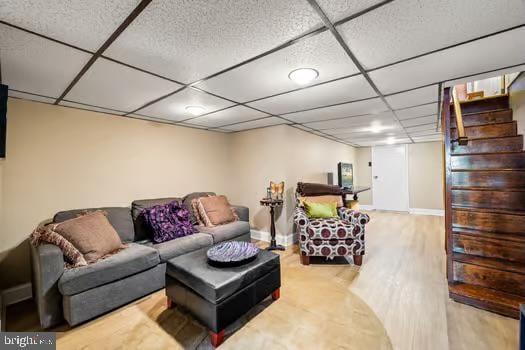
[
  {"left": 0, "top": 24, "right": 90, "bottom": 97},
  {"left": 65, "top": 57, "right": 180, "bottom": 112},
  {"left": 105, "top": 0, "right": 322, "bottom": 83},
  {"left": 338, "top": 0, "right": 525, "bottom": 69},
  {"left": 0, "top": 0, "right": 141, "bottom": 51},
  {"left": 59, "top": 101, "right": 124, "bottom": 115},
  {"left": 404, "top": 123, "right": 436, "bottom": 133},
  {"left": 305, "top": 111, "right": 397, "bottom": 130},
  {"left": 396, "top": 103, "right": 438, "bottom": 120},
  {"left": 138, "top": 88, "right": 235, "bottom": 122},
  {"left": 189, "top": 105, "right": 268, "bottom": 128},
  {"left": 357, "top": 138, "right": 412, "bottom": 147},
  {"left": 196, "top": 31, "right": 358, "bottom": 102},
  {"left": 385, "top": 85, "right": 438, "bottom": 109},
  {"left": 292, "top": 124, "right": 315, "bottom": 131},
  {"left": 408, "top": 130, "right": 441, "bottom": 137},
  {"left": 401, "top": 115, "right": 437, "bottom": 127},
  {"left": 248, "top": 75, "right": 377, "bottom": 114},
  {"left": 317, "top": 0, "right": 386, "bottom": 23},
  {"left": 222, "top": 116, "right": 286, "bottom": 131},
  {"left": 8, "top": 90, "right": 55, "bottom": 104},
  {"left": 283, "top": 97, "right": 387, "bottom": 123},
  {"left": 412, "top": 135, "right": 443, "bottom": 143},
  {"left": 369, "top": 27, "right": 525, "bottom": 94}
]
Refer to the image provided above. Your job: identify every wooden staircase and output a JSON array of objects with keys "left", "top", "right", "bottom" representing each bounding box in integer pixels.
[{"left": 443, "top": 91, "right": 525, "bottom": 318}]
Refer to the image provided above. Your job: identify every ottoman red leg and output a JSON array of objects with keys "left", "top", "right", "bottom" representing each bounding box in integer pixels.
[
  {"left": 210, "top": 329, "right": 225, "bottom": 347},
  {"left": 271, "top": 288, "right": 280, "bottom": 300},
  {"left": 166, "top": 297, "right": 173, "bottom": 309},
  {"left": 353, "top": 255, "right": 363, "bottom": 266}
]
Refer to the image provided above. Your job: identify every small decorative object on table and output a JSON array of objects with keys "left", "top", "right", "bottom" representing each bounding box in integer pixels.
[
  {"left": 207, "top": 241, "right": 260, "bottom": 267},
  {"left": 270, "top": 181, "right": 284, "bottom": 200},
  {"left": 260, "top": 198, "right": 284, "bottom": 251}
]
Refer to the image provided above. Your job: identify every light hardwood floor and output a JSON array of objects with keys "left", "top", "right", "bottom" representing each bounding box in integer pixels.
[
  {"left": 352, "top": 211, "right": 518, "bottom": 350},
  {"left": 8, "top": 211, "right": 519, "bottom": 349}
]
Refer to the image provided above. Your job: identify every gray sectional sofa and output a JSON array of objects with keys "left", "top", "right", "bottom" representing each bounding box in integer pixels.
[{"left": 30, "top": 192, "right": 250, "bottom": 329}]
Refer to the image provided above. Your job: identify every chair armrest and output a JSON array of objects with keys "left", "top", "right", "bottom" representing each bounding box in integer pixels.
[
  {"left": 338, "top": 207, "right": 370, "bottom": 225},
  {"left": 231, "top": 205, "right": 249, "bottom": 222},
  {"left": 293, "top": 207, "right": 310, "bottom": 227},
  {"left": 30, "top": 243, "right": 65, "bottom": 329}
]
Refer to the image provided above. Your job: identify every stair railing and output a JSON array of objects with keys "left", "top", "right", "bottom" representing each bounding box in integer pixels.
[{"left": 451, "top": 86, "right": 469, "bottom": 146}]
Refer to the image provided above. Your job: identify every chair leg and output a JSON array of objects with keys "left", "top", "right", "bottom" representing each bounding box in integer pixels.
[
  {"left": 166, "top": 297, "right": 173, "bottom": 309},
  {"left": 353, "top": 255, "right": 363, "bottom": 266},
  {"left": 271, "top": 288, "right": 280, "bottom": 300},
  {"left": 210, "top": 329, "right": 225, "bottom": 347},
  {"left": 300, "top": 255, "right": 310, "bottom": 265}
]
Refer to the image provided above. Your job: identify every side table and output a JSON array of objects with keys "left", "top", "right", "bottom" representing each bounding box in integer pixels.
[{"left": 260, "top": 198, "right": 285, "bottom": 251}]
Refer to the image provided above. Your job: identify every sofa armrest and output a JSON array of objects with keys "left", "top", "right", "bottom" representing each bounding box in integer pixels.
[
  {"left": 231, "top": 205, "right": 249, "bottom": 222},
  {"left": 30, "top": 243, "right": 65, "bottom": 329},
  {"left": 338, "top": 207, "right": 370, "bottom": 225}
]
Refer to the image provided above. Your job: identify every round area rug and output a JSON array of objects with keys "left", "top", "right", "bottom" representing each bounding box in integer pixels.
[{"left": 56, "top": 250, "right": 392, "bottom": 350}]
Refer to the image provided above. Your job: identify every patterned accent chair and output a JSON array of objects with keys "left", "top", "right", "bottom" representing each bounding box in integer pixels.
[{"left": 293, "top": 201, "right": 370, "bottom": 266}]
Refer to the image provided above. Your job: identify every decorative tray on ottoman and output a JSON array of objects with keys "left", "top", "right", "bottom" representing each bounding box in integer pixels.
[{"left": 207, "top": 241, "right": 260, "bottom": 267}]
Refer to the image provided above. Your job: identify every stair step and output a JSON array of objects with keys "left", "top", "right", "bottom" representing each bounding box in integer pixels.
[
  {"left": 450, "top": 95, "right": 509, "bottom": 115},
  {"left": 453, "top": 227, "right": 525, "bottom": 244},
  {"left": 451, "top": 109, "right": 512, "bottom": 127},
  {"left": 451, "top": 152, "right": 525, "bottom": 170},
  {"left": 449, "top": 282, "right": 524, "bottom": 318},
  {"left": 452, "top": 207, "right": 525, "bottom": 234},
  {"left": 451, "top": 189, "right": 525, "bottom": 211},
  {"left": 452, "top": 233, "right": 525, "bottom": 263},
  {"left": 451, "top": 136, "right": 523, "bottom": 155},
  {"left": 453, "top": 252, "right": 525, "bottom": 275},
  {"left": 451, "top": 169, "right": 525, "bottom": 187},
  {"left": 452, "top": 253, "right": 525, "bottom": 296},
  {"left": 451, "top": 121, "right": 516, "bottom": 139}
]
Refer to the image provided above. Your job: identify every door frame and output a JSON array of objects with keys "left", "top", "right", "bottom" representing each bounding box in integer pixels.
[{"left": 371, "top": 144, "right": 409, "bottom": 211}]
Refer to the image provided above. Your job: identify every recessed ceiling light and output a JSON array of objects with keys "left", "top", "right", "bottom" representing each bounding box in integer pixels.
[
  {"left": 288, "top": 68, "right": 319, "bottom": 85},
  {"left": 185, "top": 106, "right": 205, "bottom": 116}
]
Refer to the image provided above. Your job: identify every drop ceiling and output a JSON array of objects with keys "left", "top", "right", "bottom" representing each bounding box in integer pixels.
[{"left": 1, "top": 0, "right": 524, "bottom": 147}]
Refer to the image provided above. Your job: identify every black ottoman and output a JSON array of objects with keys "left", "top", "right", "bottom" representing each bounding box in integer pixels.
[{"left": 165, "top": 247, "right": 281, "bottom": 347}]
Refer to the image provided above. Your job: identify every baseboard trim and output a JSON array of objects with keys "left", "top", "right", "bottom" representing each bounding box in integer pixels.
[
  {"left": 359, "top": 205, "right": 375, "bottom": 211},
  {"left": 250, "top": 230, "right": 295, "bottom": 247},
  {"left": 409, "top": 208, "right": 444, "bottom": 216}
]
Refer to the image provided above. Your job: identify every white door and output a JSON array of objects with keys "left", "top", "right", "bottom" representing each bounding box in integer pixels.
[{"left": 372, "top": 145, "right": 409, "bottom": 211}]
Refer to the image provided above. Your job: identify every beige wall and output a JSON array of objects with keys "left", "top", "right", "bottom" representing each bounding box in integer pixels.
[
  {"left": 354, "top": 142, "right": 444, "bottom": 210},
  {"left": 509, "top": 72, "right": 525, "bottom": 139},
  {"left": 228, "top": 125, "right": 356, "bottom": 238},
  {"left": 0, "top": 99, "right": 232, "bottom": 288}
]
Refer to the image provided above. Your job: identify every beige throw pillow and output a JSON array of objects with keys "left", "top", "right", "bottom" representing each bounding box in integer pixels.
[
  {"left": 53, "top": 211, "right": 126, "bottom": 264},
  {"left": 197, "top": 195, "right": 237, "bottom": 226}
]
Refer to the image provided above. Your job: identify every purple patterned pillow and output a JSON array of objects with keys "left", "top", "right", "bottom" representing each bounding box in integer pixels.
[{"left": 142, "top": 201, "right": 197, "bottom": 243}]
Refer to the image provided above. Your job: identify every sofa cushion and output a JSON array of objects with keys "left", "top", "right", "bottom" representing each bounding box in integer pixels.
[
  {"left": 197, "top": 195, "right": 237, "bottom": 226},
  {"left": 182, "top": 192, "right": 215, "bottom": 224},
  {"left": 198, "top": 221, "right": 250, "bottom": 243},
  {"left": 58, "top": 243, "right": 159, "bottom": 295},
  {"left": 54, "top": 207, "right": 134, "bottom": 242},
  {"left": 131, "top": 197, "right": 181, "bottom": 241},
  {"left": 53, "top": 211, "right": 126, "bottom": 264},
  {"left": 149, "top": 233, "right": 213, "bottom": 262}
]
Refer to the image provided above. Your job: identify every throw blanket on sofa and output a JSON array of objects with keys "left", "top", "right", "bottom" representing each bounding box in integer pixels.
[
  {"left": 296, "top": 182, "right": 343, "bottom": 196},
  {"left": 30, "top": 222, "right": 88, "bottom": 268}
]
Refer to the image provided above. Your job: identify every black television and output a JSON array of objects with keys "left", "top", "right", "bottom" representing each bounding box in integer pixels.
[{"left": 0, "top": 84, "right": 6, "bottom": 158}]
